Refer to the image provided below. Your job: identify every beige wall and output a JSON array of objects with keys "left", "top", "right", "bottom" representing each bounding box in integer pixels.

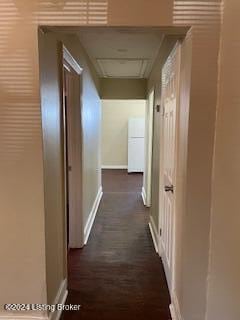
[
  {"left": 100, "top": 78, "right": 147, "bottom": 99},
  {"left": 206, "top": 0, "right": 240, "bottom": 319},
  {"left": 101, "top": 99, "right": 146, "bottom": 167},
  {"left": 177, "top": 2, "right": 221, "bottom": 317},
  {"left": 0, "top": 0, "right": 224, "bottom": 319},
  {"left": 39, "top": 32, "right": 101, "bottom": 305},
  {"left": 174, "top": 33, "right": 192, "bottom": 318},
  {"left": 61, "top": 35, "right": 102, "bottom": 229},
  {"left": 38, "top": 31, "right": 66, "bottom": 308},
  {"left": 148, "top": 2, "right": 221, "bottom": 318}
]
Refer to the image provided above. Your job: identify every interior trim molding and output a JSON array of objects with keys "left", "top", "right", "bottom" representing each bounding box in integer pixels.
[
  {"left": 169, "top": 291, "right": 183, "bottom": 320},
  {"left": 102, "top": 165, "right": 128, "bottom": 169},
  {"left": 49, "top": 278, "right": 68, "bottom": 320},
  {"left": 148, "top": 215, "right": 159, "bottom": 253},
  {"left": 63, "top": 45, "right": 83, "bottom": 75},
  {"left": 0, "top": 280, "right": 67, "bottom": 320},
  {"left": 141, "top": 186, "right": 146, "bottom": 205},
  {"left": 84, "top": 186, "right": 103, "bottom": 244}
]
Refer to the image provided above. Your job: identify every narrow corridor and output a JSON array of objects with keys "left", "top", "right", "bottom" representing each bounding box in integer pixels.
[{"left": 61, "top": 170, "right": 171, "bottom": 320}]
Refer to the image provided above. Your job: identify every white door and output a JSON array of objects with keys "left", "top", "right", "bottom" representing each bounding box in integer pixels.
[{"left": 159, "top": 44, "right": 180, "bottom": 292}]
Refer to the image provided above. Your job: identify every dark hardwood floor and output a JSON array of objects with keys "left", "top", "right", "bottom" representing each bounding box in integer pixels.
[{"left": 61, "top": 169, "right": 171, "bottom": 320}]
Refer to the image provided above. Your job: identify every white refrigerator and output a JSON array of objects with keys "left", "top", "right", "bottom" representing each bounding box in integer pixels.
[{"left": 128, "top": 117, "right": 145, "bottom": 173}]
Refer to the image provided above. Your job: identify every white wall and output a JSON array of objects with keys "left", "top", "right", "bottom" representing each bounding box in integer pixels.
[{"left": 101, "top": 99, "right": 146, "bottom": 168}]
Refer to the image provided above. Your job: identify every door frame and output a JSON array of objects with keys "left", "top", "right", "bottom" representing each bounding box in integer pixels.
[
  {"left": 61, "top": 45, "right": 84, "bottom": 249},
  {"left": 143, "top": 89, "right": 155, "bottom": 207},
  {"left": 158, "top": 42, "right": 181, "bottom": 297}
]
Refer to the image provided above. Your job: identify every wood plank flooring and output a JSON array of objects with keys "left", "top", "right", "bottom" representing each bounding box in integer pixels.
[{"left": 61, "top": 169, "right": 171, "bottom": 320}]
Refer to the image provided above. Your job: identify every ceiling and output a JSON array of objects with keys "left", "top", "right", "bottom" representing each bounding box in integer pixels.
[{"left": 77, "top": 28, "right": 164, "bottom": 79}]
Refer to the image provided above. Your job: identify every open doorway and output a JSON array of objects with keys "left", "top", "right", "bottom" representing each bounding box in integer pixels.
[
  {"left": 62, "top": 46, "right": 84, "bottom": 249},
  {"left": 101, "top": 99, "right": 146, "bottom": 189},
  {"left": 39, "top": 26, "right": 190, "bottom": 320}
]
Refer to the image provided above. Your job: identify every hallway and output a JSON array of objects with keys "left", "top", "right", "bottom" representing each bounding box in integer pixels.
[{"left": 61, "top": 170, "right": 171, "bottom": 320}]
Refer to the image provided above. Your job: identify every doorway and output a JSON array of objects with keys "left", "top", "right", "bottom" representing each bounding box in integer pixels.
[
  {"left": 62, "top": 46, "right": 84, "bottom": 249},
  {"left": 39, "top": 27, "right": 190, "bottom": 319},
  {"left": 143, "top": 88, "right": 154, "bottom": 207}
]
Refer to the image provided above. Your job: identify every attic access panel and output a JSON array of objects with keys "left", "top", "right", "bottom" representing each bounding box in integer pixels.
[{"left": 97, "top": 58, "right": 149, "bottom": 78}]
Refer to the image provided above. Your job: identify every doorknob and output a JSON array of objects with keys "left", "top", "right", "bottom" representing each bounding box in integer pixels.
[{"left": 164, "top": 185, "right": 174, "bottom": 193}]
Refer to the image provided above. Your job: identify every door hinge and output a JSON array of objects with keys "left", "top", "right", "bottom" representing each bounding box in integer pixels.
[{"left": 160, "top": 228, "right": 162, "bottom": 236}]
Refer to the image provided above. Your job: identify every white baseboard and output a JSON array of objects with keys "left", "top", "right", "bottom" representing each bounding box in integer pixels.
[
  {"left": 141, "top": 187, "right": 146, "bottom": 205},
  {"left": 170, "top": 304, "right": 177, "bottom": 320},
  {"left": 170, "top": 291, "right": 183, "bottom": 320},
  {"left": 101, "top": 165, "right": 127, "bottom": 169},
  {"left": 148, "top": 215, "right": 159, "bottom": 253},
  {"left": 49, "top": 278, "right": 68, "bottom": 320},
  {"left": 84, "top": 186, "right": 103, "bottom": 244},
  {"left": 128, "top": 169, "right": 144, "bottom": 173},
  {"left": 0, "top": 279, "right": 68, "bottom": 320}
]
